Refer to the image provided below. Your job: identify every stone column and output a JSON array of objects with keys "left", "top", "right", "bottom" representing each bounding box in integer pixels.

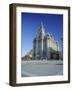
[
  {"left": 33, "top": 38, "right": 36, "bottom": 60},
  {"left": 46, "top": 38, "right": 51, "bottom": 60},
  {"left": 41, "top": 38, "right": 43, "bottom": 59}
]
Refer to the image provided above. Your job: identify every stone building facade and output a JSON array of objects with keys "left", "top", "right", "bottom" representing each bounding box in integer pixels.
[{"left": 33, "top": 22, "right": 60, "bottom": 60}]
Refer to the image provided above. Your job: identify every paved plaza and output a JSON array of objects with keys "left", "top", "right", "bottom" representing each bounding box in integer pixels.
[{"left": 21, "top": 60, "right": 63, "bottom": 77}]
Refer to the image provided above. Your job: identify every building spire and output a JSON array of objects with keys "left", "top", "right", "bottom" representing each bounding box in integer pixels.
[
  {"left": 40, "top": 21, "right": 45, "bottom": 34},
  {"left": 37, "top": 21, "right": 45, "bottom": 38},
  {"left": 41, "top": 21, "right": 43, "bottom": 28}
]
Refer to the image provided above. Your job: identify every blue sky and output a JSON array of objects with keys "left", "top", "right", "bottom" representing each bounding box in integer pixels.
[{"left": 21, "top": 12, "right": 63, "bottom": 57}]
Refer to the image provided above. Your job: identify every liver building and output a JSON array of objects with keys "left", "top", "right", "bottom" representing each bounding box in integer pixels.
[{"left": 33, "top": 22, "right": 60, "bottom": 60}]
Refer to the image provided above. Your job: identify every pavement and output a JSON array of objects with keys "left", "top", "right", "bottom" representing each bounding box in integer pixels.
[{"left": 21, "top": 60, "right": 63, "bottom": 77}]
